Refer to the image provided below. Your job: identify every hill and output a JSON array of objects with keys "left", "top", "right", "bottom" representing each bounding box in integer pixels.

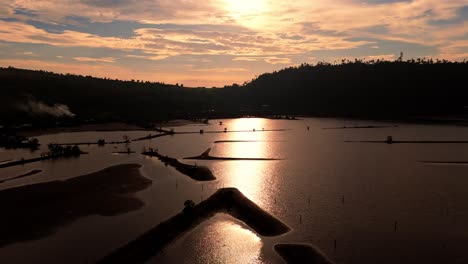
[
  {"left": 1, "top": 59, "right": 467, "bottom": 126},
  {"left": 237, "top": 59, "right": 468, "bottom": 118}
]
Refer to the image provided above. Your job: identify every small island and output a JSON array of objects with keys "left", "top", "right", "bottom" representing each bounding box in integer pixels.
[
  {"left": 184, "top": 148, "right": 281, "bottom": 161},
  {"left": 142, "top": 149, "right": 216, "bottom": 181}
]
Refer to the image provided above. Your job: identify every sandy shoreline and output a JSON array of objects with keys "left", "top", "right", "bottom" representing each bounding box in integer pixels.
[{"left": 0, "top": 164, "right": 151, "bottom": 247}]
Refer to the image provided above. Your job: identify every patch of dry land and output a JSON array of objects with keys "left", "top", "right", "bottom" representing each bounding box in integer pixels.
[
  {"left": 143, "top": 151, "right": 216, "bottom": 181},
  {"left": 0, "top": 164, "right": 151, "bottom": 247}
]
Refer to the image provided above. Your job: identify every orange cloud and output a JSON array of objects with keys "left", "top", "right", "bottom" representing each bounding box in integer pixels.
[
  {"left": 1, "top": 0, "right": 466, "bottom": 86},
  {"left": 73, "top": 57, "right": 116, "bottom": 63}
]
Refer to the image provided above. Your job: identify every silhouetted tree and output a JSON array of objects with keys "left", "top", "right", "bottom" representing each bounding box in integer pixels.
[{"left": 183, "top": 200, "right": 195, "bottom": 215}]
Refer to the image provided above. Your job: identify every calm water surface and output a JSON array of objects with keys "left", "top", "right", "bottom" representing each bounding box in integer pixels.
[{"left": 1, "top": 118, "right": 467, "bottom": 264}]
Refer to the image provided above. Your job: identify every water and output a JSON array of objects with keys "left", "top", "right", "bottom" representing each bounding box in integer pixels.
[{"left": 1, "top": 118, "right": 468, "bottom": 264}]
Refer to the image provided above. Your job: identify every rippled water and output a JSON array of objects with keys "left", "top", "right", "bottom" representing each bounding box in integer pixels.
[
  {"left": 152, "top": 214, "right": 266, "bottom": 264},
  {"left": 1, "top": 118, "right": 468, "bottom": 264}
]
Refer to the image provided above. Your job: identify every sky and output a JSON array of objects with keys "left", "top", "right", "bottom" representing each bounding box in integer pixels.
[{"left": 0, "top": 0, "right": 467, "bottom": 87}]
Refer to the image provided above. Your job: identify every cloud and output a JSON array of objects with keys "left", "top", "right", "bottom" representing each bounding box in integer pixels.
[
  {"left": 190, "top": 67, "right": 248, "bottom": 73},
  {"left": 0, "top": 0, "right": 466, "bottom": 86},
  {"left": 357, "top": 0, "right": 412, "bottom": 4},
  {"left": 80, "top": 0, "right": 130, "bottom": 8},
  {"left": 232, "top": 57, "right": 258, "bottom": 62},
  {"left": 264, "top": 57, "right": 292, "bottom": 64},
  {"left": 124, "top": 54, "right": 169, "bottom": 61},
  {"left": 16, "top": 51, "right": 36, "bottom": 56},
  {"left": 73, "top": 56, "right": 115, "bottom": 63},
  {"left": 4, "top": 0, "right": 222, "bottom": 23},
  {"left": 363, "top": 54, "right": 396, "bottom": 60},
  {"left": 233, "top": 56, "right": 292, "bottom": 65}
]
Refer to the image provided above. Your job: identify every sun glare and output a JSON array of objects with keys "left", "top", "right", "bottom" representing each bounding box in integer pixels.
[{"left": 223, "top": 0, "right": 268, "bottom": 23}]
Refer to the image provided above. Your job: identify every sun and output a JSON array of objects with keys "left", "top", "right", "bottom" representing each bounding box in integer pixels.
[{"left": 223, "top": 0, "right": 267, "bottom": 17}]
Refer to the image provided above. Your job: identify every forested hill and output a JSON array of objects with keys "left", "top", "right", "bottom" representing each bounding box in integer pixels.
[
  {"left": 0, "top": 67, "right": 218, "bottom": 124},
  {"left": 1, "top": 59, "right": 467, "bottom": 125},
  {"left": 239, "top": 59, "right": 468, "bottom": 117}
]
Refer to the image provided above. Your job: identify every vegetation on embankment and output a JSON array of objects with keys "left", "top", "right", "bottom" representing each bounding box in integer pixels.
[{"left": 143, "top": 150, "right": 216, "bottom": 181}]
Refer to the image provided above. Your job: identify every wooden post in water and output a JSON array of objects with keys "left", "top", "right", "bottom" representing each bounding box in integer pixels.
[
  {"left": 394, "top": 221, "right": 398, "bottom": 232},
  {"left": 334, "top": 239, "right": 337, "bottom": 250},
  {"left": 299, "top": 214, "right": 302, "bottom": 224},
  {"left": 342, "top": 195, "right": 345, "bottom": 205},
  {"left": 308, "top": 196, "right": 311, "bottom": 205}
]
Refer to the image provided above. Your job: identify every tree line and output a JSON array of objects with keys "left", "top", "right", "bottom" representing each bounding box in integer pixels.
[{"left": 1, "top": 58, "right": 467, "bottom": 126}]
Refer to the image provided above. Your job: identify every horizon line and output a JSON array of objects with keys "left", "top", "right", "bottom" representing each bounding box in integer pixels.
[{"left": 2, "top": 56, "right": 466, "bottom": 88}]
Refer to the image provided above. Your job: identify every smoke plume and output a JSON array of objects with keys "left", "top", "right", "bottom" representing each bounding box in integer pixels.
[{"left": 17, "top": 99, "right": 76, "bottom": 118}]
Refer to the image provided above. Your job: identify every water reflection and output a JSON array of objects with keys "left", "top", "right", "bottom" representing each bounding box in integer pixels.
[
  {"left": 3, "top": 119, "right": 467, "bottom": 263},
  {"left": 153, "top": 214, "right": 264, "bottom": 264},
  {"left": 215, "top": 118, "right": 277, "bottom": 209},
  {"left": 235, "top": 118, "right": 265, "bottom": 128}
]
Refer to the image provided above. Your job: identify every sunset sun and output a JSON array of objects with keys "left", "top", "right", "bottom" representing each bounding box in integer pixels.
[{"left": 223, "top": 0, "right": 267, "bottom": 17}]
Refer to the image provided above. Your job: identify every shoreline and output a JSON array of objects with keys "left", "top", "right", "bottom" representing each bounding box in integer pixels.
[
  {"left": 99, "top": 188, "right": 289, "bottom": 263},
  {"left": 0, "top": 151, "right": 87, "bottom": 169},
  {"left": 323, "top": 125, "right": 398, "bottom": 130},
  {"left": 0, "top": 159, "right": 13, "bottom": 164},
  {"left": 0, "top": 169, "right": 42, "bottom": 184},
  {"left": 9, "top": 116, "right": 468, "bottom": 138},
  {"left": 17, "top": 120, "right": 205, "bottom": 137}
]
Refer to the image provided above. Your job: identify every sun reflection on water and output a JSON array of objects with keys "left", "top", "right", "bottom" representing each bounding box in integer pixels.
[
  {"left": 153, "top": 214, "right": 265, "bottom": 264},
  {"left": 215, "top": 118, "right": 278, "bottom": 209},
  {"left": 195, "top": 217, "right": 263, "bottom": 264}
]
